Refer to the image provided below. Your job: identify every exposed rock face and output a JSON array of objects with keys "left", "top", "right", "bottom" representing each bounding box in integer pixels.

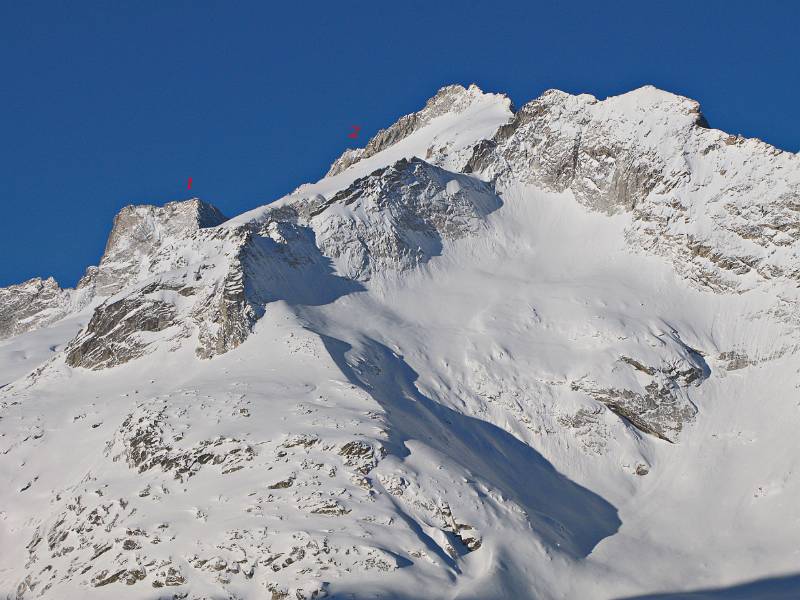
[
  {"left": 78, "top": 198, "right": 228, "bottom": 297},
  {"left": 4, "top": 83, "right": 796, "bottom": 426},
  {"left": 66, "top": 223, "right": 258, "bottom": 368},
  {"left": 65, "top": 287, "right": 179, "bottom": 369},
  {"left": 4, "top": 82, "right": 800, "bottom": 600},
  {"left": 572, "top": 354, "right": 707, "bottom": 443},
  {"left": 0, "top": 199, "right": 228, "bottom": 346},
  {"left": 58, "top": 163, "right": 501, "bottom": 369},
  {"left": 0, "top": 277, "right": 71, "bottom": 340},
  {"left": 466, "top": 87, "right": 705, "bottom": 212},
  {"left": 193, "top": 230, "right": 258, "bottom": 360},
  {"left": 327, "top": 84, "right": 512, "bottom": 176},
  {"left": 119, "top": 402, "right": 256, "bottom": 479},
  {"left": 465, "top": 85, "right": 800, "bottom": 294},
  {"left": 312, "top": 157, "right": 502, "bottom": 280}
]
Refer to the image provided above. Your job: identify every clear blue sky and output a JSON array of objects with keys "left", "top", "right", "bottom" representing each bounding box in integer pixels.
[{"left": 2, "top": 1, "right": 798, "bottom": 287}]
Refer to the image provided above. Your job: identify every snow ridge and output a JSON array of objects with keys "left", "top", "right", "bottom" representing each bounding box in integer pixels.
[{"left": 1, "top": 83, "right": 800, "bottom": 600}]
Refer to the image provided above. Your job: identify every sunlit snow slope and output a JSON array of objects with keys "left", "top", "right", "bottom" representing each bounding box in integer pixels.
[{"left": 1, "top": 83, "right": 799, "bottom": 600}]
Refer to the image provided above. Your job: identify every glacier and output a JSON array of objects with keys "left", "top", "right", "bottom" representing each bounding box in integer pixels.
[{"left": 1, "top": 83, "right": 799, "bottom": 599}]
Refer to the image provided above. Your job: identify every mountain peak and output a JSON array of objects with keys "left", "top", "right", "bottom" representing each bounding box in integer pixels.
[
  {"left": 109, "top": 197, "right": 227, "bottom": 233},
  {"left": 3, "top": 81, "right": 800, "bottom": 600},
  {"left": 419, "top": 82, "right": 501, "bottom": 117},
  {"left": 530, "top": 85, "right": 707, "bottom": 127},
  {"left": 80, "top": 198, "right": 228, "bottom": 297},
  {"left": 0, "top": 276, "right": 68, "bottom": 340},
  {"left": 603, "top": 85, "right": 708, "bottom": 125},
  {"left": 326, "top": 83, "right": 513, "bottom": 177}
]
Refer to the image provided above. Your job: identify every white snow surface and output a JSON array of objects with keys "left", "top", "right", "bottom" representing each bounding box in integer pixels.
[
  {"left": 227, "top": 84, "right": 514, "bottom": 228},
  {"left": 1, "top": 83, "right": 800, "bottom": 600}
]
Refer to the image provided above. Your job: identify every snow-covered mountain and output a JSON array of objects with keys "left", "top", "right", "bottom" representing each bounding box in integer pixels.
[{"left": 1, "top": 83, "right": 799, "bottom": 600}]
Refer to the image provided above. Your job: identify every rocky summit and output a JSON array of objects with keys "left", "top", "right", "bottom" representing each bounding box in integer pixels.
[{"left": 1, "top": 83, "right": 799, "bottom": 600}]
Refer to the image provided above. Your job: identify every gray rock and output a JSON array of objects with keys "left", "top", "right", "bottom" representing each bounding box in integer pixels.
[
  {"left": 0, "top": 199, "right": 227, "bottom": 346},
  {"left": 0, "top": 277, "right": 70, "bottom": 340},
  {"left": 465, "top": 87, "right": 702, "bottom": 213},
  {"left": 79, "top": 198, "right": 228, "bottom": 297},
  {"left": 65, "top": 288, "right": 178, "bottom": 370},
  {"left": 313, "top": 157, "right": 502, "bottom": 280},
  {"left": 571, "top": 354, "right": 708, "bottom": 442},
  {"left": 327, "top": 84, "right": 510, "bottom": 176},
  {"left": 465, "top": 85, "right": 800, "bottom": 294}
]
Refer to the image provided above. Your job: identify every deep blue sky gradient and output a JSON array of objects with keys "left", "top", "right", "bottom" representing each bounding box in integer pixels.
[{"left": 2, "top": 0, "right": 799, "bottom": 286}]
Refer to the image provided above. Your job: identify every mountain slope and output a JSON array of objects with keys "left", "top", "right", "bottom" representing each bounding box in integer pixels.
[{"left": 1, "top": 83, "right": 799, "bottom": 600}]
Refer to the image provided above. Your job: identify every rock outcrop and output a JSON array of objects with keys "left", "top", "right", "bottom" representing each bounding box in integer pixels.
[
  {"left": 327, "top": 84, "right": 513, "bottom": 176},
  {"left": 3, "top": 81, "right": 800, "bottom": 600},
  {"left": 465, "top": 85, "right": 800, "bottom": 294},
  {"left": 0, "top": 277, "right": 71, "bottom": 340},
  {"left": 77, "top": 198, "right": 228, "bottom": 297},
  {"left": 312, "top": 157, "right": 502, "bottom": 280}
]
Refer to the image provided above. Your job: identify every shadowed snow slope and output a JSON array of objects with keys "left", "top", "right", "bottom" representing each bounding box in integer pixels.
[{"left": 1, "top": 83, "right": 800, "bottom": 600}]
